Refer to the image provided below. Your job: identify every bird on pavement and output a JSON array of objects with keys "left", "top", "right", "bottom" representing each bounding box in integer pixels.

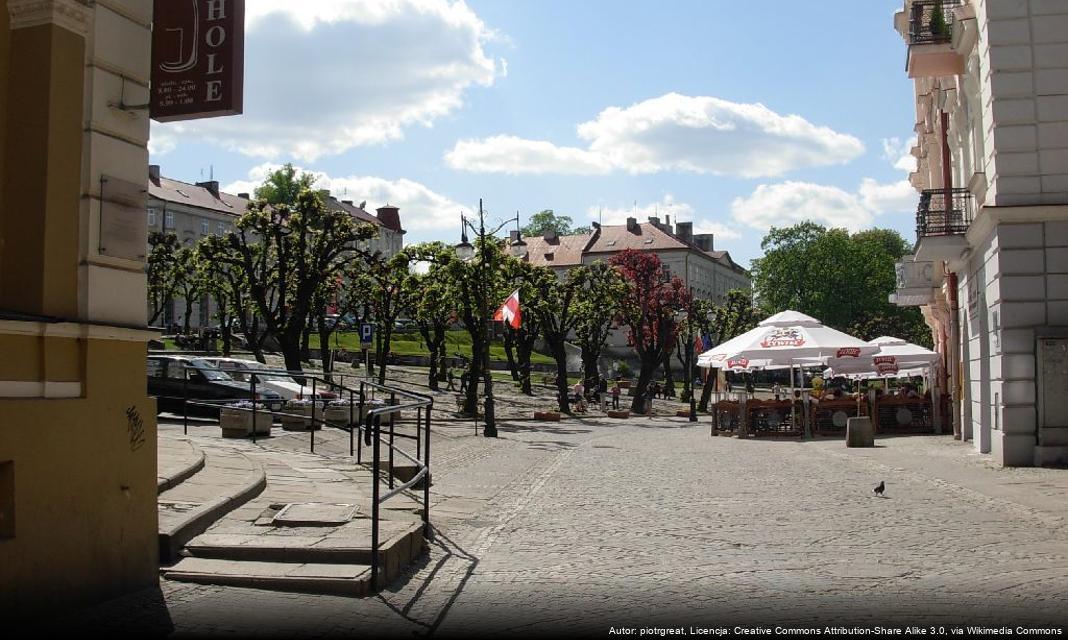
[{"left": 874, "top": 481, "right": 885, "bottom": 497}]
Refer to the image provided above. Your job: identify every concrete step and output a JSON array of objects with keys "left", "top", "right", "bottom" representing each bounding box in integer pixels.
[
  {"left": 157, "top": 437, "right": 206, "bottom": 494},
  {"left": 158, "top": 447, "right": 267, "bottom": 564},
  {"left": 184, "top": 518, "right": 425, "bottom": 571},
  {"left": 163, "top": 558, "right": 372, "bottom": 597}
]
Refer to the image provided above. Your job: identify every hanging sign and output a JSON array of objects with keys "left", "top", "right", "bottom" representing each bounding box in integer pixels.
[
  {"left": 151, "top": 0, "right": 245, "bottom": 122},
  {"left": 726, "top": 358, "right": 750, "bottom": 370},
  {"left": 874, "top": 355, "right": 899, "bottom": 375}
]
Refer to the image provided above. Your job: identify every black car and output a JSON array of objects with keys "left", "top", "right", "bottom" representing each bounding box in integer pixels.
[{"left": 148, "top": 355, "right": 284, "bottom": 416}]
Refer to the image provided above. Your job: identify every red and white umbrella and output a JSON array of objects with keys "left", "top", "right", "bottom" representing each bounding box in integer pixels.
[
  {"left": 822, "top": 336, "right": 939, "bottom": 378},
  {"left": 697, "top": 310, "right": 876, "bottom": 368}
]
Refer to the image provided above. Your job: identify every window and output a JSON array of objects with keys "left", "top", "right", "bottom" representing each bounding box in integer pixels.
[
  {"left": 217, "top": 222, "right": 226, "bottom": 235},
  {"left": 147, "top": 359, "right": 164, "bottom": 378},
  {"left": 165, "top": 211, "right": 175, "bottom": 229},
  {"left": 201, "top": 220, "right": 209, "bottom": 235},
  {"left": 147, "top": 208, "right": 158, "bottom": 226}
]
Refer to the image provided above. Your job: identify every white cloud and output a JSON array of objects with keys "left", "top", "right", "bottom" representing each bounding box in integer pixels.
[
  {"left": 731, "top": 182, "right": 874, "bottom": 233},
  {"left": 148, "top": 130, "right": 177, "bottom": 157},
  {"left": 446, "top": 93, "right": 864, "bottom": 177},
  {"left": 223, "top": 163, "right": 468, "bottom": 232},
  {"left": 447, "top": 136, "right": 611, "bottom": 175},
  {"left": 858, "top": 178, "right": 916, "bottom": 214},
  {"left": 587, "top": 195, "right": 743, "bottom": 241},
  {"left": 153, "top": 0, "right": 502, "bottom": 161},
  {"left": 882, "top": 136, "right": 918, "bottom": 173}
]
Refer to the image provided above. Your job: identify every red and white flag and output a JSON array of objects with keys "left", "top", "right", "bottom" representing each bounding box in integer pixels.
[{"left": 494, "top": 289, "right": 522, "bottom": 329}]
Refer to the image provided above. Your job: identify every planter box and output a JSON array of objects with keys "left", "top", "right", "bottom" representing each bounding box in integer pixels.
[
  {"left": 324, "top": 405, "right": 360, "bottom": 427},
  {"left": 675, "top": 409, "right": 692, "bottom": 418},
  {"left": 607, "top": 410, "right": 630, "bottom": 419},
  {"left": 220, "top": 407, "right": 272, "bottom": 438},
  {"left": 618, "top": 380, "right": 631, "bottom": 389},
  {"left": 533, "top": 411, "right": 561, "bottom": 421},
  {"left": 280, "top": 404, "right": 318, "bottom": 431}
]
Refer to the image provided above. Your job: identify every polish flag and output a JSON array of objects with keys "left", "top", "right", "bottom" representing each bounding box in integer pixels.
[{"left": 494, "top": 289, "right": 522, "bottom": 329}]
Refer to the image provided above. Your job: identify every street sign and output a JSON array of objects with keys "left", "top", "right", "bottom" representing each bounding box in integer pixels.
[{"left": 360, "top": 323, "right": 374, "bottom": 346}]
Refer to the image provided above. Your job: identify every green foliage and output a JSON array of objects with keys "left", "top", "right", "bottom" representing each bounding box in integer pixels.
[
  {"left": 147, "top": 231, "right": 179, "bottom": 325},
  {"left": 929, "top": 3, "right": 948, "bottom": 37},
  {"left": 521, "top": 209, "right": 586, "bottom": 237},
  {"left": 750, "top": 223, "right": 931, "bottom": 348},
  {"left": 614, "top": 360, "right": 633, "bottom": 378},
  {"left": 253, "top": 163, "right": 317, "bottom": 205}
]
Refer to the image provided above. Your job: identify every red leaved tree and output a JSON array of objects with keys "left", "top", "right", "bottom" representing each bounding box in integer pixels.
[{"left": 609, "top": 249, "right": 692, "bottom": 413}]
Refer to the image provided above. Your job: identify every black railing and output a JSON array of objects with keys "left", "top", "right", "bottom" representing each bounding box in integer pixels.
[
  {"left": 154, "top": 366, "right": 434, "bottom": 593},
  {"left": 916, "top": 188, "right": 974, "bottom": 237},
  {"left": 908, "top": 0, "right": 960, "bottom": 45}
]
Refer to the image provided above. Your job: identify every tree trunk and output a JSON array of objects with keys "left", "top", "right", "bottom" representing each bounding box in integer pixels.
[
  {"left": 464, "top": 329, "right": 483, "bottom": 416},
  {"left": 503, "top": 329, "right": 519, "bottom": 381},
  {"left": 418, "top": 325, "right": 439, "bottom": 390},
  {"left": 548, "top": 336, "right": 570, "bottom": 413},
  {"left": 317, "top": 319, "right": 334, "bottom": 375},
  {"left": 182, "top": 297, "right": 193, "bottom": 335},
  {"left": 581, "top": 346, "right": 600, "bottom": 392},
  {"left": 248, "top": 316, "right": 267, "bottom": 364},
  {"left": 516, "top": 335, "right": 534, "bottom": 396},
  {"left": 434, "top": 325, "right": 448, "bottom": 382},
  {"left": 630, "top": 353, "right": 659, "bottom": 413},
  {"left": 698, "top": 368, "right": 716, "bottom": 412},
  {"left": 376, "top": 325, "right": 393, "bottom": 385},
  {"left": 301, "top": 321, "right": 313, "bottom": 362},
  {"left": 661, "top": 349, "right": 675, "bottom": 398}
]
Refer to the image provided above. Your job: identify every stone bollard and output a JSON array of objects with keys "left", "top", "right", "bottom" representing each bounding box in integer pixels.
[{"left": 846, "top": 416, "right": 875, "bottom": 448}]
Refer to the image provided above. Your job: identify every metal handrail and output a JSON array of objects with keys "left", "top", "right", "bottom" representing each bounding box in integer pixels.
[
  {"left": 916, "top": 187, "right": 974, "bottom": 237},
  {"left": 907, "top": 0, "right": 960, "bottom": 45},
  {"left": 152, "top": 363, "right": 435, "bottom": 593}
]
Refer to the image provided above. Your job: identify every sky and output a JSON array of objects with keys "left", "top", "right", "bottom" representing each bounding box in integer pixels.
[{"left": 150, "top": 0, "right": 919, "bottom": 269}]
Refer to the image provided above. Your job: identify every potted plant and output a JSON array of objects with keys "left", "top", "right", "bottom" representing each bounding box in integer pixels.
[
  {"left": 929, "top": 2, "right": 949, "bottom": 39},
  {"left": 614, "top": 361, "right": 633, "bottom": 389},
  {"left": 325, "top": 398, "right": 385, "bottom": 427},
  {"left": 220, "top": 401, "right": 273, "bottom": 438},
  {"left": 279, "top": 399, "right": 321, "bottom": 431}
]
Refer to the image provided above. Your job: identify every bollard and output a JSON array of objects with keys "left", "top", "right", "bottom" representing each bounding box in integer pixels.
[{"left": 846, "top": 416, "right": 875, "bottom": 448}]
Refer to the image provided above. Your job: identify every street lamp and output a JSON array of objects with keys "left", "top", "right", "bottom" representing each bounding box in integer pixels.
[{"left": 454, "top": 200, "right": 521, "bottom": 438}]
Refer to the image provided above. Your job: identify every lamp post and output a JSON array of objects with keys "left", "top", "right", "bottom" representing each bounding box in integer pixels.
[{"left": 455, "top": 199, "right": 523, "bottom": 438}]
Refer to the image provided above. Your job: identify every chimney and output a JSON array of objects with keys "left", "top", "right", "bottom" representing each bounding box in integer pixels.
[
  {"left": 694, "top": 233, "right": 715, "bottom": 252},
  {"left": 196, "top": 180, "right": 220, "bottom": 197},
  {"left": 342, "top": 199, "right": 353, "bottom": 206},
  {"left": 626, "top": 217, "right": 639, "bottom": 233},
  {"left": 376, "top": 204, "right": 403, "bottom": 233},
  {"left": 543, "top": 229, "right": 559, "bottom": 243},
  {"left": 238, "top": 192, "right": 250, "bottom": 200},
  {"left": 509, "top": 230, "right": 520, "bottom": 243},
  {"left": 591, "top": 221, "right": 600, "bottom": 230},
  {"left": 148, "top": 164, "right": 161, "bottom": 183},
  {"left": 647, "top": 216, "right": 660, "bottom": 228},
  {"left": 676, "top": 221, "right": 693, "bottom": 244}
]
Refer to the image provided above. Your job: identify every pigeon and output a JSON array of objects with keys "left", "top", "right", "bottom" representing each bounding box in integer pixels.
[{"left": 874, "top": 481, "right": 885, "bottom": 497}]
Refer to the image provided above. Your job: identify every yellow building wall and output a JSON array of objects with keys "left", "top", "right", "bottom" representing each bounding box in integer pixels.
[{"left": 0, "top": 338, "right": 158, "bottom": 615}]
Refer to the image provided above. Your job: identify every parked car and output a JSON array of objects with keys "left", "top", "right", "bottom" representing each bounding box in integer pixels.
[
  {"left": 147, "top": 355, "right": 284, "bottom": 416},
  {"left": 199, "top": 357, "right": 338, "bottom": 401}
]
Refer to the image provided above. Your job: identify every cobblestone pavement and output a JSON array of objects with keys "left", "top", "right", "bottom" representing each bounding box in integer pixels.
[{"left": 32, "top": 412, "right": 1068, "bottom": 638}]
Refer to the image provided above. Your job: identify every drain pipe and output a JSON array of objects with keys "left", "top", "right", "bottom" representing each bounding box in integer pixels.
[{"left": 946, "top": 267, "right": 962, "bottom": 440}]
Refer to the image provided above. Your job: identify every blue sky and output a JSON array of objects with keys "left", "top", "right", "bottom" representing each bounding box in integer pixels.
[{"left": 150, "top": 0, "right": 918, "bottom": 268}]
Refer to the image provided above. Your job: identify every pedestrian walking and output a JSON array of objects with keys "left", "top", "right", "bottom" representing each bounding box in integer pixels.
[
  {"left": 644, "top": 384, "right": 656, "bottom": 415},
  {"left": 610, "top": 381, "right": 621, "bottom": 409},
  {"left": 459, "top": 371, "right": 469, "bottom": 393},
  {"left": 597, "top": 378, "right": 609, "bottom": 412},
  {"left": 773, "top": 382, "right": 782, "bottom": 401},
  {"left": 446, "top": 368, "right": 457, "bottom": 391},
  {"left": 745, "top": 377, "right": 755, "bottom": 399}
]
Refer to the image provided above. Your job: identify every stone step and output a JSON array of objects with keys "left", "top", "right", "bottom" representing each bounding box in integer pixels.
[
  {"left": 157, "top": 437, "right": 206, "bottom": 494},
  {"left": 163, "top": 557, "right": 372, "bottom": 597},
  {"left": 183, "top": 518, "right": 425, "bottom": 573},
  {"left": 158, "top": 447, "right": 267, "bottom": 564}
]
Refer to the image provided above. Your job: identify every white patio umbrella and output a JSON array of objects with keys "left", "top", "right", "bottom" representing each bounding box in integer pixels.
[
  {"left": 697, "top": 310, "right": 877, "bottom": 368},
  {"left": 822, "top": 336, "right": 939, "bottom": 377}
]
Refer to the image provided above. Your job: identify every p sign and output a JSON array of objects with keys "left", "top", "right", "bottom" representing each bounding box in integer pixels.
[{"left": 360, "top": 323, "right": 374, "bottom": 346}]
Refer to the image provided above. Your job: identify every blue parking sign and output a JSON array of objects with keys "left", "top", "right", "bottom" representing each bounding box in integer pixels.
[{"left": 360, "top": 323, "right": 374, "bottom": 345}]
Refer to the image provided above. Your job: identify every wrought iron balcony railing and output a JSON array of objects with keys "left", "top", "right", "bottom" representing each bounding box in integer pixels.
[
  {"left": 916, "top": 187, "right": 973, "bottom": 238},
  {"left": 908, "top": 0, "right": 960, "bottom": 45}
]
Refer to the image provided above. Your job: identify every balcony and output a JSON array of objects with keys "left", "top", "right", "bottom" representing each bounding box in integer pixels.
[
  {"left": 914, "top": 187, "right": 973, "bottom": 264},
  {"left": 905, "top": 1, "right": 964, "bottom": 78}
]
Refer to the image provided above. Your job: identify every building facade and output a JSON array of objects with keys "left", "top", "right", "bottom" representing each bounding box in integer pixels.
[
  {"left": 0, "top": 0, "right": 159, "bottom": 615},
  {"left": 891, "top": 0, "right": 1068, "bottom": 466},
  {"left": 520, "top": 216, "right": 750, "bottom": 302},
  {"left": 147, "top": 168, "right": 405, "bottom": 330}
]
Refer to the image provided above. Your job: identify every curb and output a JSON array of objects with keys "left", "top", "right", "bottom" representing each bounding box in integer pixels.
[
  {"left": 158, "top": 453, "right": 268, "bottom": 565},
  {"left": 157, "top": 443, "right": 206, "bottom": 495}
]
